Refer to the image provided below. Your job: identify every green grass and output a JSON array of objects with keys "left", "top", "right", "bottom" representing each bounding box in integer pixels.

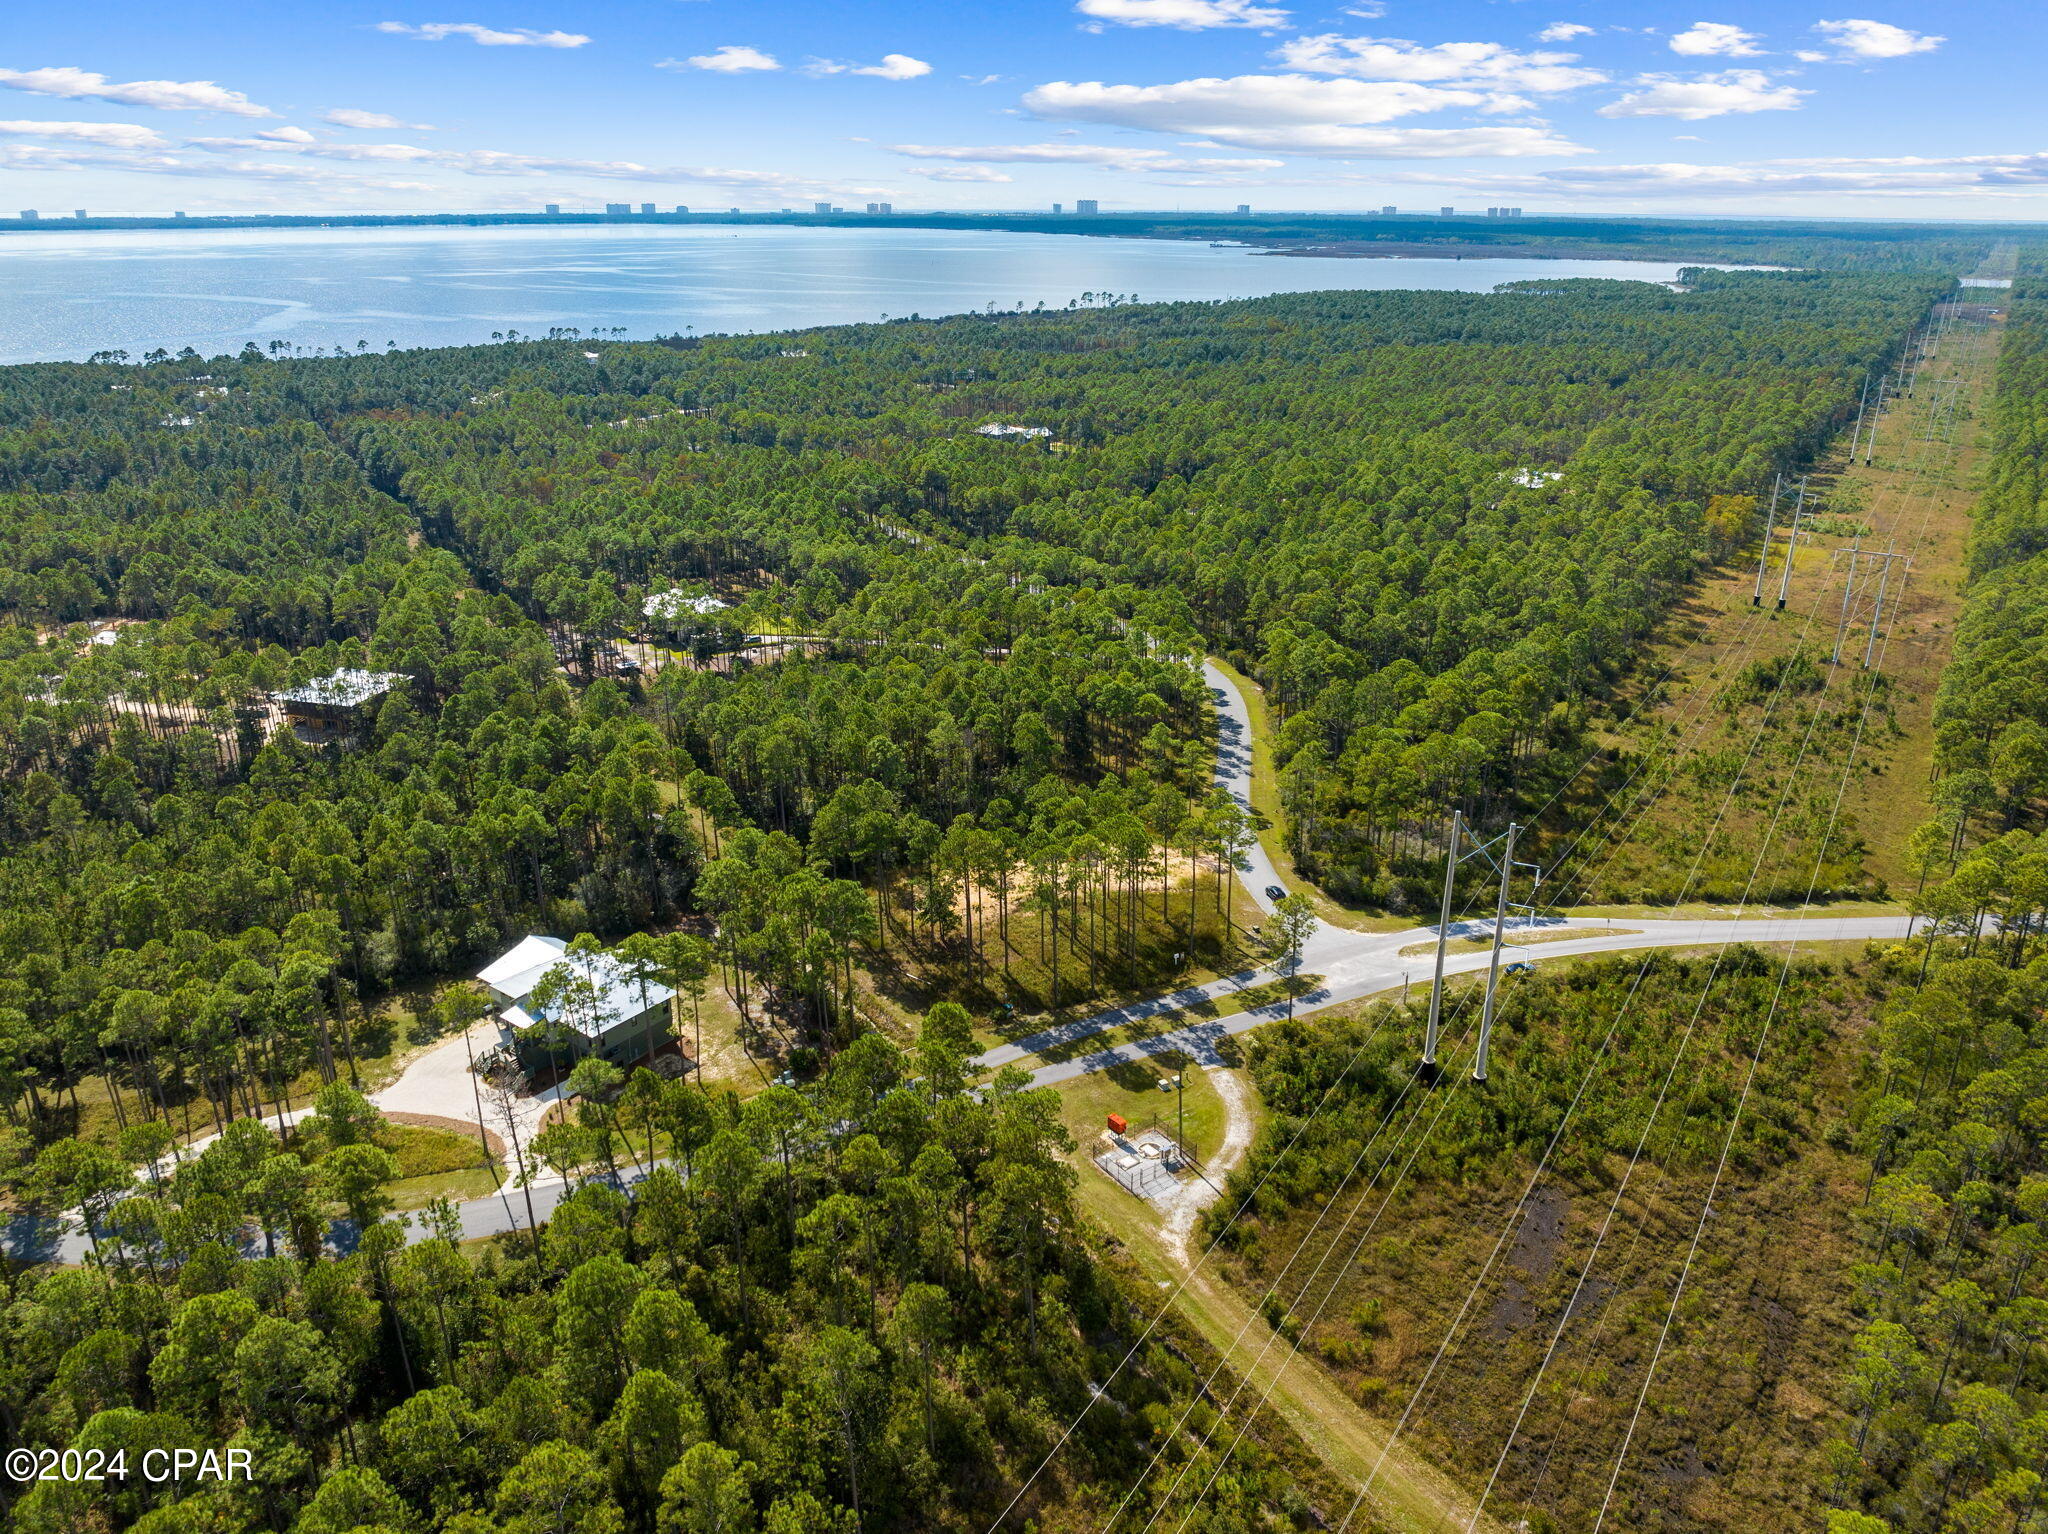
[
  {"left": 383, "top": 1122, "right": 494, "bottom": 1178},
  {"left": 387, "top": 1165, "right": 506, "bottom": 1210},
  {"left": 1055, "top": 1055, "right": 1229, "bottom": 1167}
]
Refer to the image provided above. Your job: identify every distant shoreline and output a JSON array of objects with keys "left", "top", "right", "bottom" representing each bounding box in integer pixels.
[
  {"left": 0, "top": 208, "right": 2011, "bottom": 273},
  {"left": 1258, "top": 239, "right": 1736, "bottom": 264}
]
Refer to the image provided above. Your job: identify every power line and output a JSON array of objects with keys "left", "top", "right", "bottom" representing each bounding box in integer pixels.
[
  {"left": 1350, "top": 299, "right": 1982, "bottom": 1533},
  {"left": 1523, "top": 305, "right": 1982, "bottom": 1521}
]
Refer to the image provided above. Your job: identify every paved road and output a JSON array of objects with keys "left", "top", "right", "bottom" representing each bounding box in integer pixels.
[
  {"left": 1205, "top": 658, "right": 1291, "bottom": 919},
  {"left": 980, "top": 664, "right": 1914, "bottom": 1089},
  {"left": 992, "top": 911, "right": 1914, "bottom": 1088},
  {"left": 7, "top": 663, "right": 1915, "bottom": 1265}
]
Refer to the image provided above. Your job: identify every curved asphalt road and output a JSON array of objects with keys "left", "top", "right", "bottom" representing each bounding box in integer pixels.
[{"left": 7, "top": 662, "right": 1915, "bottom": 1264}]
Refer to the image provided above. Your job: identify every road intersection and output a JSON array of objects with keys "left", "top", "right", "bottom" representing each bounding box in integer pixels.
[
  {"left": 981, "top": 663, "right": 1914, "bottom": 1088},
  {"left": 5, "top": 660, "right": 1916, "bottom": 1264}
]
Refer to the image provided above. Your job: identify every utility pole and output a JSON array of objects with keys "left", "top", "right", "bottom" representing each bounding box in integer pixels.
[
  {"left": 1845, "top": 375, "right": 1873, "bottom": 463},
  {"left": 1473, "top": 822, "right": 1520, "bottom": 1085},
  {"left": 1423, "top": 809, "right": 1460, "bottom": 1076},
  {"left": 1776, "top": 477, "right": 1808, "bottom": 611},
  {"left": 1175, "top": 1068, "right": 1185, "bottom": 1165},
  {"left": 1863, "top": 375, "right": 1888, "bottom": 465},
  {"left": 1751, "top": 473, "right": 1782, "bottom": 607},
  {"left": 1860, "top": 552, "right": 1910, "bottom": 669},
  {"left": 1831, "top": 539, "right": 1863, "bottom": 665}
]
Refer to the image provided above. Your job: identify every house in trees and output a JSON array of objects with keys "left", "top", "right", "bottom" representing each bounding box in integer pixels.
[
  {"left": 272, "top": 668, "right": 404, "bottom": 742},
  {"left": 973, "top": 422, "right": 1052, "bottom": 440},
  {"left": 476, "top": 934, "right": 676, "bottom": 1073},
  {"left": 642, "top": 589, "right": 728, "bottom": 624}
]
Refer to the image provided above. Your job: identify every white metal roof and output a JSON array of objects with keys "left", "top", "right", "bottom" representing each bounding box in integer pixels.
[
  {"left": 477, "top": 935, "right": 674, "bottom": 1039},
  {"left": 643, "top": 589, "right": 729, "bottom": 621},
  {"left": 273, "top": 667, "right": 405, "bottom": 708},
  {"left": 477, "top": 934, "right": 567, "bottom": 991}
]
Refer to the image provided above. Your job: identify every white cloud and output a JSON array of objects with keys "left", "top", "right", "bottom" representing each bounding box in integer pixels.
[
  {"left": 892, "top": 141, "right": 1282, "bottom": 171},
  {"left": 808, "top": 53, "right": 933, "bottom": 80},
  {"left": 1027, "top": 74, "right": 1476, "bottom": 129},
  {"left": 1537, "top": 23, "right": 1594, "bottom": 42},
  {"left": 188, "top": 134, "right": 439, "bottom": 161},
  {"left": 324, "top": 107, "right": 435, "bottom": 130},
  {"left": 375, "top": 22, "right": 589, "bottom": 48},
  {"left": 896, "top": 141, "right": 1153, "bottom": 164},
  {"left": 1189, "top": 123, "right": 1586, "bottom": 156},
  {"left": 1794, "top": 49, "right": 1830, "bottom": 61},
  {"left": 1074, "top": 0, "right": 1289, "bottom": 28},
  {"left": 1812, "top": 19, "right": 1943, "bottom": 58},
  {"left": 1275, "top": 35, "right": 1607, "bottom": 93},
  {"left": 1021, "top": 73, "right": 1591, "bottom": 156},
  {"left": 853, "top": 53, "right": 931, "bottom": 80},
  {"left": 1344, "top": 2, "right": 1388, "bottom": 16},
  {"left": 667, "top": 45, "right": 780, "bottom": 73},
  {"left": 1599, "top": 69, "right": 1806, "bottom": 118},
  {"left": 0, "top": 140, "right": 438, "bottom": 193},
  {"left": 0, "top": 118, "right": 167, "bottom": 148},
  {"left": 1396, "top": 152, "right": 2048, "bottom": 200},
  {"left": 0, "top": 129, "right": 904, "bottom": 205},
  {"left": 0, "top": 65, "right": 272, "bottom": 117},
  {"left": 910, "top": 165, "right": 1014, "bottom": 182},
  {"left": 256, "top": 125, "right": 318, "bottom": 144},
  {"left": 1668, "top": 22, "right": 1763, "bottom": 57}
]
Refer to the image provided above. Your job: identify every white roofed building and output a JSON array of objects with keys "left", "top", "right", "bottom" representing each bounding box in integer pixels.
[
  {"left": 643, "top": 589, "right": 729, "bottom": 625},
  {"left": 273, "top": 668, "right": 405, "bottom": 742},
  {"left": 477, "top": 934, "right": 676, "bottom": 1072}
]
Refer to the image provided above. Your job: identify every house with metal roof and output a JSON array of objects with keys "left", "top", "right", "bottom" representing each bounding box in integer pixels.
[
  {"left": 642, "top": 588, "right": 730, "bottom": 623},
  {"left": 273, "top": 668, "right": 405, "bottom": 741},
  {"left": 476, "top": 934, "right": 675, "bottom": 1071}
]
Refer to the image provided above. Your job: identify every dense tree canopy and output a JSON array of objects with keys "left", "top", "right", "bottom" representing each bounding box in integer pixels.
[{"left": 0, "top": 267, "right": 1964, "bottom": 1531}]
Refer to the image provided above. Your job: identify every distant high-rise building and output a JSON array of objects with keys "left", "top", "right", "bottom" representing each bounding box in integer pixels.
[
  {"left": 813, "top": 201, "right": 832, "bottom": 214},
  {"left": 1440, "top": 206, "right": 1455, "bottom": 217},
  {"left": 1381, "top": 204, "right": 1396, "bottom": 215},
  {"left": 1051, "top": 202, "right": 1062, "bottom": 214},
  {"left": 1075, "top": 199, "right": 1099, "bottom": 215},
  {"left": 865, "top": 202, "right": 879, "bottom": 214},
  {"left": 604, "top": 202, "right": 630, "bottom": 215},
  {"left": 674, "top": 205, "right": 689, "bottom": 214},
  {"left": 174, "top": 210, "right": 188, "bottom": 220},
  {"left": 18, "top": 210, "right": 38, "bottom": 221},
  {"left": 73, "top": 209, "right": 87, "bottom": 220},
  {"left": 544, "top": 203, "right": 561, "bottom": 215},
  {"left": 1235, "top": 203, "right": 1251, "bottom": 215},
  {"left": 639, "top": 202, "right": 655, "bottom": 215},
  {"left": 1506, "top": 206, "right": 1524, "bottom": 218}
]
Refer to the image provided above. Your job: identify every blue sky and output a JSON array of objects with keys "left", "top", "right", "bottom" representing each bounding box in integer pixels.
[{"left": 0, "top": 0, "right": 2039, "bottom": 219}]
